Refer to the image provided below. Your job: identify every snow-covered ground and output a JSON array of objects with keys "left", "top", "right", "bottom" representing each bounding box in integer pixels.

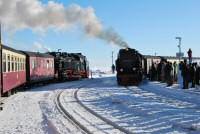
[
  {"left": 78, "top": 77, "right": 200, "bottom": 134},
  {"left": 0, "top": 80, "right": 88, "bottom": 134},
  {"left": 0, "top": 73, "right": 200, "bottom": 134}
]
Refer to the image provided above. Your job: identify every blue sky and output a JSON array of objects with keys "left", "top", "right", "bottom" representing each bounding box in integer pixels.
[{"left": 2, "top": 0, "right": 200, "bottom": 70}]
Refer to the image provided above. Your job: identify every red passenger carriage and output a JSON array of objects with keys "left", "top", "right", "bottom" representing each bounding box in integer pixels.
[
  {"left": 22, "top": 51, "right": 55, "bottom": 84},
  {"left": 1, "top": 45, "right": 26, "bottom": 96}
]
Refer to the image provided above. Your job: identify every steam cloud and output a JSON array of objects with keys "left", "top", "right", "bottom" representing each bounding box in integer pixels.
[
  {"left": 32, "top": 42, "right": 51, "bottom": 52},
  {"left": 0, "top": 0, "right": 129, "bottom": 48}
]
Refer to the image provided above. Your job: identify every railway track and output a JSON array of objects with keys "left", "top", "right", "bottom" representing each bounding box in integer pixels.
[
  {"left": 55, "top": 90, "right": 92, "bottom": 134},
  {"left": 74, "top": 89, "right": 134, "bottom": 134},
  {"left": 55, "top": 86, "right": 135, "bottom": 134}
]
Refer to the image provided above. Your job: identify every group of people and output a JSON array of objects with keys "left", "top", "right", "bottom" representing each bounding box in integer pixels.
[
  {"left": 180, "top": 59, "right": 200, "bottom": 89},
  {"left": 149, "top": 58, "right": 200, "bottom": 89},
  {"left": 149, "top": 59, "right": 178, "bottom": 86}
]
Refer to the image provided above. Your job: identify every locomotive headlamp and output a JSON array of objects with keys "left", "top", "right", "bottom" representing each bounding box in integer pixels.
[
  {"left": 120, "top": 68, "right": 123, "bottom": 72},
  {"left": 133, "top": 67, "right": 136, "bottom": 71}
]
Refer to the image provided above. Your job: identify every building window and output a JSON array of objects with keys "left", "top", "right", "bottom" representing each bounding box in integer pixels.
[
  {"left": 7, "top": 55, "right": 10, "bottom": 72},
  {"left": 3, "top": 53, "right": 6, "bottom": 72}
]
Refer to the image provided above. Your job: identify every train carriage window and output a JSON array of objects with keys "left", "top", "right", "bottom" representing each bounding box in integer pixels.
[
  {"left": 15, "top": 57, "right": 17, "bottom": 71},
  {"left": 47, "top": 60, "right": 49, "bottom": 69},
  {"left": 34, "top": 60, "right": 37, "bottom": 68},
  {"left": 21, "top": 58, "right": 23, "bottom": 70},
  {"left": 18, "top": 58, "right": 20, "bottom": 71},
  {"left": 11, "top": 56, "right": 14, "bottom": 71},
  {"left": 32, "top": 60, "right": 34, "bottom": 69},
  {"left": 18, "top": 58, "right": 21, "bottom": 71},
  {"left": 3, "top": 53, "right": 6, "bottom": 72},
  {"left": 51, "top": 60, "right": 54, "bottom": 68},
  {"left": 23, "top": 59, "right": 25, "bottom": 71},
  {"left": 7, "top": 54, "right": 10, "bottom": 72},
  {"left": 32, "top": 60, "right": 37, "bottom": 69},
  {"left": 20, "top": 58, "right": 23, "bottom": 71}
]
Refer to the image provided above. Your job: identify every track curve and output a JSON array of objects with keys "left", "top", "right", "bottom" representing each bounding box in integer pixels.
[
  {"left": 55, "top": 90, "right": 92, "bottom": 134},
  {"left": 74, "top": 89, "right": 134, "bottom": 134}
]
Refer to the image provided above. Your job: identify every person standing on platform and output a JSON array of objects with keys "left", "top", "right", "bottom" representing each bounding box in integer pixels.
[
  {"left": 196, "top": 63, "right": 200, "bottom": 85},
  {"left": 189, "top": 63, "right": 196, "bottom": 88},
  {"left": 188, "top": 48, "right": 192, "bottom": 64},
  {"left": 182, "top": 59, "right": 189, "bottom": 89},
  {"left": 112, "top": 64, "right": 115, "bottom": 74},
  {"left": 173, "top": 61, "right": 178, "bottom": 83}
]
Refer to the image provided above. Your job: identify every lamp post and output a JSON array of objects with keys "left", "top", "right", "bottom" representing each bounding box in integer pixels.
[{"left": 175, "top": 37, "right": 182, "bottom": 62}]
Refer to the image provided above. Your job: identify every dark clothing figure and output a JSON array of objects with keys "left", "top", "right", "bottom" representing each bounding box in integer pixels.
[
  {"left": 189, "top": 63, "right": 196, "bottom": 88},
  {"left": 161, "top": 63, "right": 166, "bottom": 82},
  {"left": 188, "top": 48, "right": 192, "bottom": 64},
  {"left": 165, "top": 62, "right": 173, "bottom": 86},
  {"left": 196, "top": 66, "right": 200, "bottom": 85},
  {"left": 150, "top": 64, "right": 156, "bottom": 81},
  {"left": 181, "top": 60, "right": 189, "bottom": 89},
  {"left": 112, "top": 64, "right": 115, "bottom": 74},
  {"left": 157, "top": 62, "right": 162, "bottom": 81},
  {"left": 173, "top": 62, "right": 178, "bottom": 82}
]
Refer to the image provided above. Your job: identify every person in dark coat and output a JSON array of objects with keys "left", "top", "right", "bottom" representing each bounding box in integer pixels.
[
  {"left": 173, "top": 61, "right": 178, "bottom": 83},
  {"left": 187, "top": 48, "right": 192, "bottom": 64},
  {"left": 190, "top": 63, "right": 196, "bottom": 88},
  {"left": 112, "top": 64, "right": 115, "bottom": 74},
  {"left": 181, "top": 59, "right": 189, "bottom": 89},
  {"left": 150, "top": 63, "right": 156, "bottom": 81},
  {"left": 195, "top": 64, "right": 200, "bottom": 85},
  {"left": 157, "top": 62, "right": 162, "bottom": 81},
  {"left": 165, "top": 62, "right": 173, "bottom": 86}
]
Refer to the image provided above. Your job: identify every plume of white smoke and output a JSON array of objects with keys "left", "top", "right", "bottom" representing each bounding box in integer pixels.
[
  {"left": 0, "top": 0, "right": 129, "bottom": 48},
  {"left": 32, "top": 42, "right": 51, "bottom": 52}
]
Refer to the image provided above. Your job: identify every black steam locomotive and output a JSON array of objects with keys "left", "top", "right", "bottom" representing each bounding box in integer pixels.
[
  {"left": 48, "top": 52, "right": 89, "bottom": 80},
  {"left": 116, "top": 48, "right": 144, "bottom": 85}
]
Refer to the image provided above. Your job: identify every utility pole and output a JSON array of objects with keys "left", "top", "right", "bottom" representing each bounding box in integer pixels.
[
  {"left": 176, "top": 37, "right": 182, "bottom": 62},
  {"left": 111, "top": 51, "right": 115, "bottom": 74}
]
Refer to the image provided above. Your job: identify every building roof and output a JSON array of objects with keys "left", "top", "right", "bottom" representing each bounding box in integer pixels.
[{"left": 144, "top": 55, "right": 200, "bottom": 60}]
